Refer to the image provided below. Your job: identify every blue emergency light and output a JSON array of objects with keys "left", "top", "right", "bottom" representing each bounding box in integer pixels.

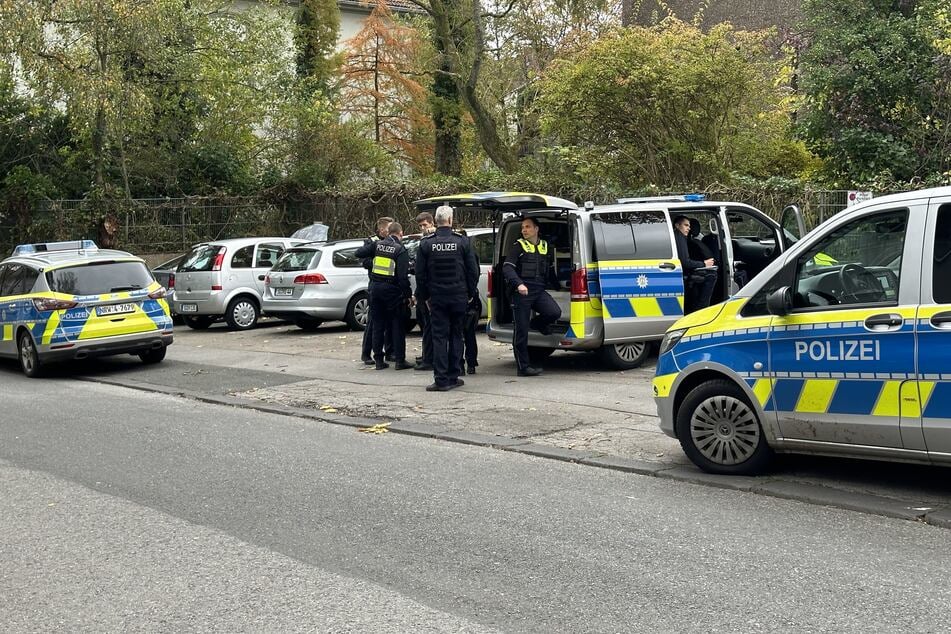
[
  {"left": 682, "top": 194, "right": 706, "bottom": 202},
  {"left": 12, "top": 239, "right": 98, "bottom": 256}
]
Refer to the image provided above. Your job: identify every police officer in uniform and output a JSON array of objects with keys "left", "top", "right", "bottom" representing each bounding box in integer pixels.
[
  {"left": 413, "top": 211, "right": 436, "bottom": 372},
  {"left": 415, "top": 205, "right": 478, "bottom": 391},
  {"left": 356, "top": 222, "right": 413, "bottom": 370},
  {"left": 672, "top": 215, "right": 716, "bottom": 313},
  {"left": 359, "top": 216, "right": 394, "bottom": 365},
  {"left": 503, "top": 216, "right": 560, "bottom": 377}
]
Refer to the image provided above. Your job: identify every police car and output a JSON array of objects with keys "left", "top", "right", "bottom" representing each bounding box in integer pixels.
[
  {"left": 0, "top": 240, "right": 173, "bottom": 377},
  {"left": 654, "top": 186, "right": 951, "bottom": 474}
]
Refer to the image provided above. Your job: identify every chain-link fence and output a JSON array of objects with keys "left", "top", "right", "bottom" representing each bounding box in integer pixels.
[{"left": 0, "top": 189, "right": 862, "bottom": 259}]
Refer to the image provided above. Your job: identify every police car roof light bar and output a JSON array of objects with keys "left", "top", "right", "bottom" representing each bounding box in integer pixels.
[
  {"left": 616, "top": 194, "right": 706, "bottom": 204},
  {"left": 12, "top": 239, "right": 99, "bottom": 256}
]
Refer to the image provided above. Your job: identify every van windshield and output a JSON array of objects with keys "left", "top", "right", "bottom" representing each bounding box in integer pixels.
[{"left": 46, "top": 261, "right": 154, "bottom": 296}]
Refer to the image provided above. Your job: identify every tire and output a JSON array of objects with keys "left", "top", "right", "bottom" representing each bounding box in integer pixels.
[
  {"left": 295, "top": 318, "right": 324, "bottom": 331},
  {"left": 599, "top": 341, "right": 651, "bottom": 370},
  {"left": 139, "top": 346, "right": 167, "bottom": 365},
  {"left": 225, "top": 296, "right": 259, "bottom": 330},
  {"left": 17, "top": 331, "right": 43, "bottom": 378},
  {"left": 346, "top": 292, "right": 369, "bottom": 331},
  {"left": 527, "top": 346, "right": 554, "bottom": 366},
  {"left": 675, "top": 379, "right": 774, "bottom": 475},
  {"left": 183, "top": 315, "right": 214, "bottom": 330}
]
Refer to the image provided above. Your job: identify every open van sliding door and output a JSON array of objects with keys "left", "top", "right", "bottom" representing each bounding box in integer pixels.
[{"left": 590, "top": 210, "right": 684, "bottom": 343}]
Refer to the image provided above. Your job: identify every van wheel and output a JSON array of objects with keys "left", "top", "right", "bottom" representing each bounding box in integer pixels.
[
  {"left": 139, "top": 346, "right": 167, "bottom": 365},
  {"left": 183, "top": 315, "right": 214, "bottom": 330},
  {"left": 527, "top": 346, "right": 554, "bottom": 366},
  {"left": 599, "top": 341, "right": 650, "bottom": 370},
  {"left": 18, "top": 331, "right": 43, "bottom": 378},
  {"left": 225, "top": 296, "right": 259, "bottom": 330},
  {"left": 675, "top": 379, "right": 774, "bottom": 475},
  {"left": 295, "top": 318, "right": 323, "bottom": 331},
  {"left": 346, "top": 292, "right": 369, "bottom": 331}
]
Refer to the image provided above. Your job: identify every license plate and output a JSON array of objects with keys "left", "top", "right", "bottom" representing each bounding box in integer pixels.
[
  {"left": 274, "top": 288, "right": 294, "bottom": 296},
  {"left": 96, "top": 303, "right": 136, "bottom": 317},
  {"left": 179, "top": 303, "right": 198, "bottom": 313}
]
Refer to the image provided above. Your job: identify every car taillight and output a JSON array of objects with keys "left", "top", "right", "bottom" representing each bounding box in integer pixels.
[
  {"left": 148, "top": 287, "right": 167, "bottom": 299},
  {"left": 294, "top": 273, "right": 328, "bottom": 284},
  {"left": 570, "top": 267, "right": 589, "bottom": 301},
  {"left": 33, "top": 297, "right": 78, "bottom": 312},
  {"left": 167, "top": 273, "right": 175, "bottom": 289},
  {"left": 211, "top": 247, "right": 226, "bottom": 272},
  {"left": 487, "top": 269, "right": 494, "bottom": 298}
]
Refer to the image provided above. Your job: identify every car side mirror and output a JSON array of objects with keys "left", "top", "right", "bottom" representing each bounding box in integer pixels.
[
  {"left": 767, "top": 286, "right": 793, "bottom": 316},
  {"left": 257, "top": 274, "right": 266, "bottom": 281}
]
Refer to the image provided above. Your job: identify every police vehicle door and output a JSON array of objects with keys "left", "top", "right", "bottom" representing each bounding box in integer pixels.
[
  {"left": 767, "top": 206, "right": 921, "bottom": 448},
  {"left": 590, "top": 209, "right": 684, "bottom": 342},
  {"left": 917, "top": 195, "right": 951, "bottom": 457}
]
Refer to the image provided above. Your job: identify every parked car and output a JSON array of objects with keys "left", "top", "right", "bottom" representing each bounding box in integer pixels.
[
  {"left": 150, "top": 252, "right": 190, "bottom": 323},
  {"left": 171, "top": 237, "right": 305, "bottom": 330},
  {"left": 261, "top": 239, "right": 373, "bottom": 331},
  {"left": 0, "top": 240, "right": 173, "bottom": 377}
]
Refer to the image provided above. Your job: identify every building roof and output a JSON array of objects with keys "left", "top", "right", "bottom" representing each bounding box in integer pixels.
[{"left": 337, "top": 0, "right": 426, "bottom": 14}]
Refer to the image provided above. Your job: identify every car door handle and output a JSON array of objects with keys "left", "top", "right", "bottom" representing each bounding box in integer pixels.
[
  {"left": 658, "top": 262, "right": 676, "bottom": 271},
  {"left": 864, "top": 313, "right": 903, "bottom": 330},
  {"left": 930, "top": 311, "right": 951, "bottom": 328}
]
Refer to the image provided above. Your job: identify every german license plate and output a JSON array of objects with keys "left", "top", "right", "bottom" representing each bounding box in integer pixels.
[
  {"left": 96, "top": 303, "right": 135, "bottom": 317},
  {"left": 274, "top": 288, "right": 293, "bottom": 296},
  {"left": 179, "top": 303, "right": 198, "bottom": 313}
]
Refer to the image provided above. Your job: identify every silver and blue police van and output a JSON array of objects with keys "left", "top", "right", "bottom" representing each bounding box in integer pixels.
[{"left": 655, "top": 186, "right": 951, "bottom": 474}]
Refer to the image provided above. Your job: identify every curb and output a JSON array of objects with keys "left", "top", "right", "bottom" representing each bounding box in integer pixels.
[{"left": 78, "top": 374, "right": 950, "bottom": 530}]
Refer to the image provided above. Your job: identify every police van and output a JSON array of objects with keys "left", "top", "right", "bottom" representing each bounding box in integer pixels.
[
  {"left": 0, "top": 240, "right": 173, "bottom": 377},
  {"left": 415, "top": 191, "right": 800, "bottom": 369},
  {"left": 654, "top": 186, "right": 951, "bottom": 474}
]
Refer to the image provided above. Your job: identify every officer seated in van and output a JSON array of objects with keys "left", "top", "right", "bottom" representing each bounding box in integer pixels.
[{"left": 673, "top": 215, "right": 716, "bottom": 313}]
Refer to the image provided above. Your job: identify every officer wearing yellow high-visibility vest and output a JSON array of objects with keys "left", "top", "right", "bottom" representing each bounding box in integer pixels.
[
  {"left": 356, "top": 222, "right": 413, "bottom": 370},
  {"left": 359, "top": 216, "right": 394, "bottom": 365},
  {"left": 503, "top": 216, "right": 561, "bottom": 377}
]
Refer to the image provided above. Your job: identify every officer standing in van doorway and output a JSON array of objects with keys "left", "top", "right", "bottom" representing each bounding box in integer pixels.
[
  {"left": 673, "top": 214, "right": 716, "bottom": 313},
  {"left": 503, "top": 216, "right": 561, "bottom": 377},
  {"left": 415, "top": 205, "right": 479, "bottom": 391},
  {"left": 413, "top": 211, "right": 436, "bottom": 372},
  {"left": 358, "top": 217, "right": 394, "bottom": 365},
  {"left": 362, "top": 222, "right": 413, "bottom": 370}
]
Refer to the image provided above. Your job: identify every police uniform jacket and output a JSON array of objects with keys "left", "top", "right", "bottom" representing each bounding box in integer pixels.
[
  {"left": 674, "top": 232, "right": 708, "bottom": 273},
  {"left": 503, "top": 238, "right": 557, "bottom": 288},
  {"left": 355, "top": 234, "right": 383, "bottom": 272},
  {"left": 416, "top": 226, "right": 478, "bottom": 302},
  {"left": 360, "top": 235, "right": 411, "bottom": 299}
]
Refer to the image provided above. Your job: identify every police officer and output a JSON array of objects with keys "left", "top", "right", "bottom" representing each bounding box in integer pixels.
[
  {"left": 415, "top": 205, "right": 478, "bottom": 391},
  {"left": 503, "top": 216, "right": 560, "bottom": 377},
  {"left": 356, "top": 222, "right": 413, "bottom": 370},
  {"left": 359, "top": 216, "right": 393, "bottom": 365},
  {"left": 672, "top": 214, "right": 716, "bottom": 314},
  {"left": 413, "top": 211, "right": 436, "bottom": 372}
]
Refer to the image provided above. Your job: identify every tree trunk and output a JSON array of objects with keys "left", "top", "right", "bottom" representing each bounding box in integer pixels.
[{"left": 432, "top": 57, "right": 461, "bottom": 176}]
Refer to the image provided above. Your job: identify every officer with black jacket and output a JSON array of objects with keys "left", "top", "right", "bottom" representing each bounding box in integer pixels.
[
  {"left": 415, "top": 205, "right": 479, "bottom": 392},
  {"left": 359, "top": 217, "right": 393, "bottom": 364},
  {"left": 503, "top": 216, "right": 560, "bottom": 377},
  {"left": 672, "top": 215, "right": 716, "bottom": 313},
  {"left": 355, "top": 222, "right": 413, "bottom": 370}
]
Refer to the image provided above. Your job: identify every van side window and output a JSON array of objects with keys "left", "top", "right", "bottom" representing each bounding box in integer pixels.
[
  {"left": 231, "top": 245, "right": 254, "bottom": 269},
  {"left": 933, "top": 204, "right": 951, "bottom": 303},
  {"left": 792, "top": 209, "right": 907, "bottom": 309},
  {"left": 592, "top": 211, "right": 671, "bottom": 260}
]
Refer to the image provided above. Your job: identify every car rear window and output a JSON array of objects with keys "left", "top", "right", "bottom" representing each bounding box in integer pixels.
[
  {"left": 179, "top": 244, "right": 222, "bottom": 272},
  {"left": 46, "top": 261, "right": 154, "bottom": 295},
  {"left": 274, "top": 249, "right": 320, "bottom": 272}
]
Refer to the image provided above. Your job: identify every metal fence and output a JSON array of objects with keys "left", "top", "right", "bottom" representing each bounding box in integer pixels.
[{"left": 0, "top": 189, "right": 862, "bottom": 259}]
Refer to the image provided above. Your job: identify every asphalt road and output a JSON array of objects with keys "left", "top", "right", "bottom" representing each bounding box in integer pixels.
[{"left": 3, "top": 376, "right": 951, "bottom": 631}]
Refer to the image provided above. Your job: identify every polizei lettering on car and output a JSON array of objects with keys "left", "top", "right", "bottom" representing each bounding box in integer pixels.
[{"left": 793, "top": 339, "right": 881, "bottom": 362}]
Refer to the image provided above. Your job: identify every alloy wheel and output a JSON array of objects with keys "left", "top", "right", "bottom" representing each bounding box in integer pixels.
[{"left": 689, "top": 395, "right": 761, "bottom": 466}]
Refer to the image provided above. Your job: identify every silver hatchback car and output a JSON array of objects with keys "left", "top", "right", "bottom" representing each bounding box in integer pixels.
[
  {"left": 261, "top": 240, "right": 372, "bottom": 331},
  {"left": 171, "top": 237, "right": 305, "bottom": 330}
]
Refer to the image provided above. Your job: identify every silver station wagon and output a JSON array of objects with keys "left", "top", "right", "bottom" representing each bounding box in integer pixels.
[{"left": 261, "top": 240, "right": 372, "bottom": 331}]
